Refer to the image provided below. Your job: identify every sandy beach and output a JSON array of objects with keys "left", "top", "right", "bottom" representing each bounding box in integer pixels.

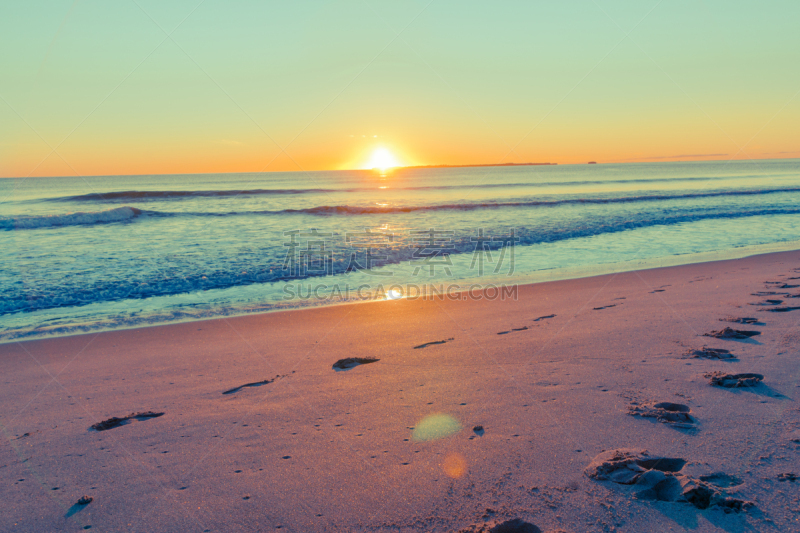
[{"left": 2, "top": 249, "right": 800, "bottom": 532}]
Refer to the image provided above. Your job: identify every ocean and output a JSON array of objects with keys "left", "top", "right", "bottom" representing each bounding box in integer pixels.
[{"left": 2, "top": 159, "right": 799, "bottom": 341}]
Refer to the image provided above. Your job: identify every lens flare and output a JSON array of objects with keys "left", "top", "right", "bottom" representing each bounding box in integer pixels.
[
  {"left": 412, "top": 414, "right": 461, "bottom": 442},
  {"left": 442, "top": 453, "right": 467, "bottom": 478}
]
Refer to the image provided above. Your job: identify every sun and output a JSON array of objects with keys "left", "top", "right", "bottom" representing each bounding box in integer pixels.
[{"left": 366, "top": 148, "right": 400, "bottom": 171}]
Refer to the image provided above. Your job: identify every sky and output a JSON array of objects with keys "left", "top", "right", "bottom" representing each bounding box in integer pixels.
[{"left": 1, "top": 0, "right": 799, "bottom": 177}]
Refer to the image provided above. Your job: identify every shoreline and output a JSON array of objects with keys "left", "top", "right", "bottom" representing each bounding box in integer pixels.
[
  {"left": 2, "top": 247, "right": 800, "bottom": 531},
  {"left": 4, "top": 241, "right": 800, "bottom": 346}
]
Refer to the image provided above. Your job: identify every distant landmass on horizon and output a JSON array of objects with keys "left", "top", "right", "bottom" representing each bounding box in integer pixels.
[{"left": 401, "top": 162, "right": 557, "bottom": 169}]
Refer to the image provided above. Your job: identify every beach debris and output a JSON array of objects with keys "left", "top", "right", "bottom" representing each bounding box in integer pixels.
[
  {"left": 332, "top": 357, "right": 379, "bottom": 370},
  {"left": 683, "top": 347, "right": 735, "bottom": 360},
  {"left": 90, "top": 411, "right": 164, "bottom": 431},
  {"left": 532, "top": 314, "right": 555, "bottom": 321},
  {"left": 628, "top": 402, "right": 695, "bottom": 427},
  {"left": 703, "top": 327, "right": 760, "bottom": 339},
  {"left": 719, "top": 317, "right": 760, "bottom": 324},
  {"left": 222, "top": 374, "right": 284, "bottom": 395},
  {"left": 76, "top": 496, "right": 93, "bottom": 505},
  {"left": 705, "top": 372, "right": 764, "bottom": 388},
  {"left": 592, "top": 304, "right": 618, "bottom": 310},
  {"left": 585, "top": 449, "right": 751, "bottom": 512},
  {"left": 778, "top": 473, "right": 798, "bottom": 482},
  {"left": 413, "top": 338, "right": 454, "bottom": 349}
]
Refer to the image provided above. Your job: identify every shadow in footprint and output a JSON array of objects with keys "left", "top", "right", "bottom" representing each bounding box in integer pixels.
[
  {"left": 706, "top": 372, "right": 763, "bottom": 388},
  {"left": 332, "top": 357, "right": 379, "bottom": 371},
  {"left": 223, "top": 375, "right": 283, "bottom": 395},
  {"left": 761, "top": 306, "right": 800, "bottom": 313},
  {"left": 683, "top": 347, "right": 736, "bottom": 361},
  {"left": 719, "top": 317, "right": 763, "bottom": 325},
  {"left": 703, "top": 327, "right": 761, "bottom": 344},
  {"left": 629, "top": 402, "right": 697, "bottom": 430},
  {"left": 413, "top": 338, "right": 454, "bottom": 349},
  {"left": 490, "top": 519, "right": 541, "bottom": 533},
  {"left": 749, "top": 300, "right": 783, "bottom": 306},
  {"left": 498, "top": 326, "right": 528, "bottom": 335},
  {"left": 532, "top": 314, "right": 556, "bottom": 321},
  {"left": 593, "top": 304, "right": 618, "bottom": 310},
  {"left": 90, "top": 412, "right": 164, "bottom": 431}
]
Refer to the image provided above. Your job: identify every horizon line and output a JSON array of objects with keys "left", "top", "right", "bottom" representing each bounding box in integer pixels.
[{"left": 2, "top": 154, "right": 798, "bottom": 180}]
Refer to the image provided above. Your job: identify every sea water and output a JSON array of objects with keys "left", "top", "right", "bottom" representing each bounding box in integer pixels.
[{"left": 2, "top": 159, "right": 799, "bottom": 341}]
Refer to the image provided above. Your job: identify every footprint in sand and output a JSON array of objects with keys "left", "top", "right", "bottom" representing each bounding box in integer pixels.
[
  {"left": 705, "top": 372, "right": 764, "bottom": 388},
  {"left": 719, "top": 317, "right": 762, "bottom": 325},
  {"left": 751, "top": 291, "right": 787, "bottom": 297},
  {"left": 761, "top": 306, "right": 800, "bottom": 312},
  {"left": 222, "top": 374, "right": 285, "bottom": 395},
  {"left": 90, "top": 411, "right": 164, "bottom": 431},
  {"left": 332, "top": 357, "right": 379, "bottom": 371},
  {"left": 413, "top": 338, "right": 454, "bottom": 349},
  {"left": 497, "top": 326, "right": 528, "bottom": 335},
  {"left": 749, "top": 299, "right": 783, "bottom": 306},
  {"left": 683, "top": 347, "right": 736, "bottom": 360},
  {"left": 458, "top": 518, "right": 541, "bottom": 533},
  {"left": 585, "top": 449, "right": 752, "bottom": 512},
  {"left": 703, "top": 327, "right": 760, "bottom": 339},
  {"left": 593, "top": 304, "right": 618, "bottom": 310},
  {"left": 628, "top": 402, "right": 696, "bottom": 428},
  {"left": 532, "top": 314, "right": 556, "bottom": 321}
]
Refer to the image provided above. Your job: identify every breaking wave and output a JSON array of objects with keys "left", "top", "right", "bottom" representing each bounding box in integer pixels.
[{"left": 1, "top": 206, "right": 142, "bottom": 231}]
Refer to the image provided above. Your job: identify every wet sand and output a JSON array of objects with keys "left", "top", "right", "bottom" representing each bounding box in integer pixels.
[{"left": 2, "top": 250, "right": 800, "bottom": 532}]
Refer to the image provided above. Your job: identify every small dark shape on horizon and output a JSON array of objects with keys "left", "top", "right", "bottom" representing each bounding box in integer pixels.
[
  {"left": 705, "top": 372, "right": 764, "bottom": 388},
  {"left": 413, "top": 338, "right": 454, "bottom": 349},
  {"left": 704, "top": 327, "right": 760, "bottom": 339},
  {"left": 332, "top": 357, "right": 379, "bottom": 370},
  {"left": 90, "top": 411, "right": 164, "bottom": 431}
]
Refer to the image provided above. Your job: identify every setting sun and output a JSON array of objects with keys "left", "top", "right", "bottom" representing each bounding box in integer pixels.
[{"left": 365, "top": 148, "right": 400, "bottom": 171}]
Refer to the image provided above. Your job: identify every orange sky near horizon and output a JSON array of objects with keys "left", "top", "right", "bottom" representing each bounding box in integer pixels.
[{"left": 2, "top": 1, "right": 799, "bottom": 178}]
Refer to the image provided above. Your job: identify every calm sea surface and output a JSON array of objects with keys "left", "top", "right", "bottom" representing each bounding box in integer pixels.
[{"left": 2, "top": 159, "right": 800, "bottom": 341}]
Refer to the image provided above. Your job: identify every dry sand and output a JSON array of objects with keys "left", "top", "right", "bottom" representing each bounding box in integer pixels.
[{"left": 2, "top": 250, "right": 800, "bottom": 532}]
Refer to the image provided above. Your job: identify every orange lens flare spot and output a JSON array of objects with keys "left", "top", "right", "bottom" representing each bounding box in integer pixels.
[{"left": 442, "top": 453, "right": 467, "bottom": 479}]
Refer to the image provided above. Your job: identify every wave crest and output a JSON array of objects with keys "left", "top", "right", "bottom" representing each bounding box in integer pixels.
[{"left": 1, "top": 206, "right": 142, "bottom": 231}]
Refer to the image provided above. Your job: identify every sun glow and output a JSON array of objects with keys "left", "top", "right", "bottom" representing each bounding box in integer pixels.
[{"left": 366, "top": 148, "right": 400, "bottom": 171}]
